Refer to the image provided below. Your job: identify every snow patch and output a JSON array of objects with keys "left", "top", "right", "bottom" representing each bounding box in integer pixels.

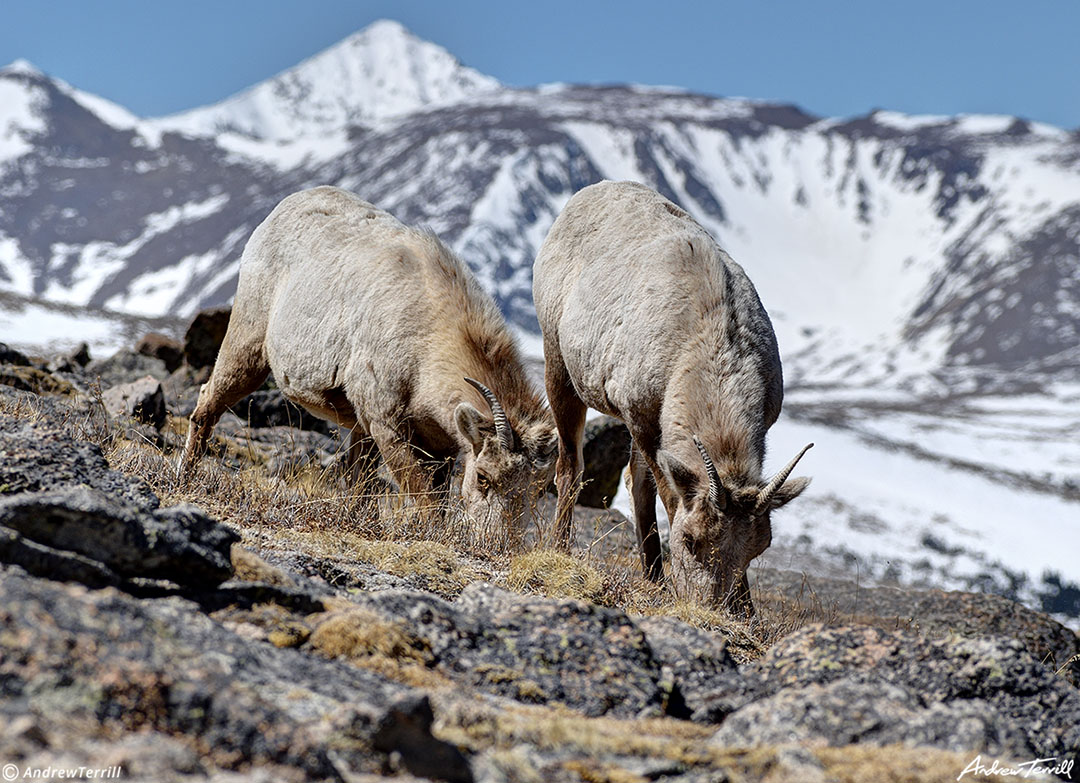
[
  {"left": 0, "top": 234, "right": 34, "bottom": 295},
  {"left": 44, "top": 194, "right": 231, "bottom": 310},
  {"left": 0, "top": 76, "right": 47, "bottom": 161}
]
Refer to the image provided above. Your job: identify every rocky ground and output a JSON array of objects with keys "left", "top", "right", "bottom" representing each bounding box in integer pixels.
[{"left": 1, "top": 321, "right": 1078, "bottom": 782}]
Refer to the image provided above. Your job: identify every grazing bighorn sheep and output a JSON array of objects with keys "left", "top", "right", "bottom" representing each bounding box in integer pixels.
[
  {"left": 533, "top": 181, "right": 812, "bottom": 614},
  {"left": 182, "top": 186, "right": 557, "bottom": 529}
]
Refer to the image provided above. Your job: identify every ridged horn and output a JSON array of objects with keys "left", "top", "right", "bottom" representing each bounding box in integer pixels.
[
  {"left": 464, "top": 377, "right": 513, "bottom": 451},
  {"left": 693, "top": 435, "right": 726, "bottom": 510},
  {"left": 755, "top": 443, "right": 814, "bottom": 514}
]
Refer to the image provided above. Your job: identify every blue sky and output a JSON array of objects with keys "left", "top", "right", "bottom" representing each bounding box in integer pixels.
[{"left": 2, "top": 1, "right": 1078, "bottom": 128}]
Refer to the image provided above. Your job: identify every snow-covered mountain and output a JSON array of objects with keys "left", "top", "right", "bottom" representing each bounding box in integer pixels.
[
  {"left": 1, "top": 21, "right": 1078, "bottom": 619},
  {"left": 2, "top": 25, "right": 1078, "bottom": 391},
  {"left": 149, "top": 20, "right": 501, "bottom": 140}
]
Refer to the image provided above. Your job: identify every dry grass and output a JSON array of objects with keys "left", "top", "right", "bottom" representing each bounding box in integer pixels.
[
  {"left": 307, "top": 607, "right": 449, "bottom": 688},
  {"left": 507, "top": 549, "right": 607, "bottom": 603},
  {"left": 435, "top": 694, "right": 980, "bottom": 782},
  {"left": 3, "top": 384, "right": 836, "bottom": 665},
  {"left": 108, "top": 419, "right": 837, "bottom": 662},
  {"left": 341, "top": 537, "right": 485, "bottom": 597}
]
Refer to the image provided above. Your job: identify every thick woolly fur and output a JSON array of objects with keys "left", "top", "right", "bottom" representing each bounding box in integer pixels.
[
  {"left": 184, "top": 186, "right": 556, "bottom": 532},
  {"left": 533, "top": 180, "right": 810, "bottom": 612}
]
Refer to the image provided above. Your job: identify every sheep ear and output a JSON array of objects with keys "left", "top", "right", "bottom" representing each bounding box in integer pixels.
[
  {"left": 765, "top": 476, "right": 811, "bottom": 510},
  {"left": 454, "top": 402, "right": 485, "bottom": 451},
  {"left": 657, "top": 450, "right": 698, "bottom": 500},
  {"left": 533, "top": 431, "right": 559, "bottom": 468}
]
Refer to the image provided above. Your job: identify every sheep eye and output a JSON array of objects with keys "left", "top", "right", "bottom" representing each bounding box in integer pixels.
[{"left": 476, "top": 473, "right": 491, "bottom": 493}]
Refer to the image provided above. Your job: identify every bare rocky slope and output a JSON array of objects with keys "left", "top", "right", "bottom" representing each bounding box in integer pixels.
[{"left": 1, "top": 331, "right": 1078, "bottom": 781}]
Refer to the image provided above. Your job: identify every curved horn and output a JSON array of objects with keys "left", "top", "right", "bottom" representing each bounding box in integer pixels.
[
  {"left": 464, "top": 377, "right": 513, "bottom": 451},
  {"left": 755, "top": 443, "right": 814, "bottom": 514},
  {"left": 693, "top": 436, "right": 726, "bottom": 510}
]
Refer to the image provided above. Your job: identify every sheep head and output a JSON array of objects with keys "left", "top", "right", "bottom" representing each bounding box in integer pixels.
[
  {"left": 658, "top": 438, "right": 812, "bottom": 615},
  {"left": 454, "top": 377, "right": 558, "bottom": 534}
]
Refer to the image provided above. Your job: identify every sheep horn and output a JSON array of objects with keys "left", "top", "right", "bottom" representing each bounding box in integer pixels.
[
  {"left": 755, "top": 443, "right": 814, "bottom": 514},
  {"left": 464, "top": 377, "right": 514, "bottom": 451},
  {"left": 693, "top": 436, "right": 726, "bottom": 510}
]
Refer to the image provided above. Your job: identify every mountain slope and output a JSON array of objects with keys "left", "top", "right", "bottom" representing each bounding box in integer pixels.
[{"left": 3, "top": 45, "right": 1078, "bottom": 388}]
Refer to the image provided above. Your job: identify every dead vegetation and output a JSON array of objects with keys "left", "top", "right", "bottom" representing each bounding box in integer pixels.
[
  {"left": 2, "top": 384, "right": 840, "bottom": 664},
  {"left": 433, "top": 694, "right": 982, "bottom": 783},
  {"left": 1, "top": 382, "right": 1035, "bottom": 783}
]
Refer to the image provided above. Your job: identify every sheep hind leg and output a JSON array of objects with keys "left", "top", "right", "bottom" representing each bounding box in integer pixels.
[{"left": 180, "top": 340, "right": 270, "bottom": 478}]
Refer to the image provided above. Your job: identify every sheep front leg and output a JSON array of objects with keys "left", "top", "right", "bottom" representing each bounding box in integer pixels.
[
  {"left": 345, "top": 429, "right": 382, "bottom": 491},
  {"left": 625, "top": 442, "right": 663, "bottom": 581},
  {"left": 180, "top": 353, "right": 269, "bottom": 478},
  {"left": 368, "top": 421, "right": 438, "bottom": 516},
  {"left": 545, "top": 355, "right": 586, "bottom": 551}
]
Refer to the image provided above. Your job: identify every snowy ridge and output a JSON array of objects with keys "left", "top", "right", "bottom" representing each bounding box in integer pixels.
[{"left": 149, "top": 19, "right": 501, "bottom": 140}]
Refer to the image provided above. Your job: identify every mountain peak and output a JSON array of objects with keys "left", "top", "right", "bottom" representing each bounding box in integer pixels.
[
  {"left": 151, "top": 19, "right": 501, "bottom": 141},
  {"left": 350, "top": 18, "right": 412, "bottom": 40},
  {"left": 1, "top": 59, "right": 46, "bottom": 79}
]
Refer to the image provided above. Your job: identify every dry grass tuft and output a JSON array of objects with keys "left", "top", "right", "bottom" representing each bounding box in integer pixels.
[
  {"left": 230, "top": 544, "right": 294, "bottom": 586},
  {"left": 311, "top": 608, "right": 431, "bottom": 663},
  {"left": 507, "top": 549, "right": 606, "bottom": 603},
  {"left": 309, "top": 607, "right": 448, "bottom": 688},
  {"left": 344, "top": 538, "right": 484, "bottom": 597}
]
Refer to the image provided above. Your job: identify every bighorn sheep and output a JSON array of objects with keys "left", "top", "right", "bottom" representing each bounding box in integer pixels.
[
  {"left": 182, "top": 186, "right": 558, "bottom": 529},
  {"left": 533, "top": 181, "right": 812, "bottom": 614}
]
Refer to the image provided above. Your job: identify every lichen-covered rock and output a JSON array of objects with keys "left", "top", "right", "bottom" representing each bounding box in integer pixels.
[
  {"left": 183, "top": 306, "right": 232, "bottom": 369},
  {"left": 0, "top": 413, "right": 158, "bottom": 510},
  {"left": 0, "top": 409, "right": 238, "bottom": 587},
  {"left": 85, "top": 349, "right": 169, "bottom": 388},
  {"left": 756, "top": 569, "right": 1080, "bottom": 685},
  {"left": 578, "top": 415, "right": 632, "bottom": 508},
  {"left": 350, "top": 584, "right": 668, "bottom": 718},
  {"left": 102, "top": 375, "right": 167, "bottom": 429},
  {"left": 455, "top": 584, "right": 665, "bottom": 717},
  {"left": 0, "top": 487, "right": 239, "bottom": 587},
  {"left": 0, "top": 567, "right": 472, "bottom": 782},
  {"left": 136, "top": 331, "right": 184, "bottom": 373},
  {"left": 707, "top": 624, "right": 1080, "bottom": 760},
  {"left": 2, "top": 488, "right": 238, "bottom": 587},
  {"left": 636, "top": 615, "right": 743, "bottom": 719},
  {"left": 0, "top": 523, "right": 123, "bottom": 588}
]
